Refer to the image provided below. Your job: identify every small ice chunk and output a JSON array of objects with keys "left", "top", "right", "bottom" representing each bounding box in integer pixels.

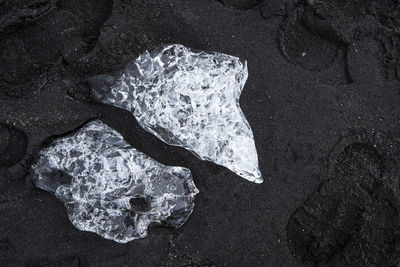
[
  {"left": 32, "top": 120, "right": 199, "bottom": 243},
  {"left": 93, "top": 44, "right": 263, "bottom": 183}
]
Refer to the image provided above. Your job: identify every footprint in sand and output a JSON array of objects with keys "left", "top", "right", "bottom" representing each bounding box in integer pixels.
[
  {"left": 0, "top": 123, "right": 27, "bottom": 168},
  {"left": 279, "top": 0, "right": 341, "bottom": 72},
  {"left": 287, "top": 137, "right": 400, "bottom": 265}
]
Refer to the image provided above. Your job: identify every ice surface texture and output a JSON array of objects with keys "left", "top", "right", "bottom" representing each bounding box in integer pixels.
[
  {"left": 93, "top": 44, "right": 262, "bottom": 183},
  {"left": 32, "top": 120, "right": 199, "bottom": 243}
]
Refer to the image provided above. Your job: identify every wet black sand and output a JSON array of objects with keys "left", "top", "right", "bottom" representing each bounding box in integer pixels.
[{"left": 1, "top": 0, "right": 400, "bottom": 266}]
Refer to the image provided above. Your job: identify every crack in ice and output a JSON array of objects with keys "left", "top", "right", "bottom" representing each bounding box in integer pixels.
[
  {"left": 93, "top": 44, "right": 263, "bottom": 183},
  {"left": 32, "top": 120, "right": 199, "bottom": 243}
]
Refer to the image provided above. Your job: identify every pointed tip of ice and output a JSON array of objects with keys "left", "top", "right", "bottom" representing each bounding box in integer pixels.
[
  {"left": 241, "top": 174, "right": 263, "bottom": 184},
  {"left": 254, "top": 168, "right": 264, "bottom": 184},
  {"left": 253, "top": 176, "right": 264, "bottom": 184},
  {"left": 248, "top": 174, "right": 263, "bottom": 184},
  {"left": 235, "top": 167, "right": 263, "bottom": 184}
]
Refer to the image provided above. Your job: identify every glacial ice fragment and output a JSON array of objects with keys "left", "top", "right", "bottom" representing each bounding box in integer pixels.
[
  {"left": 32, "top": 120, "right": 199, "bottom": 243},
  {"left": 93, "top": 44, "right": 263, "bottom": 183}
]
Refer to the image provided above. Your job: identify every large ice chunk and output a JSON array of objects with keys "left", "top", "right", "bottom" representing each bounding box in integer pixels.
[
  {"left": 32, "top": 120, "right": 199, "bottom": 243},
  {"left": 93, "top": 44, "right": 262, "bottom": 183}
]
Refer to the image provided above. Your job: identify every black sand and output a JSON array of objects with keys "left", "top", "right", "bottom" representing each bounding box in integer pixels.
[{"left": 1, "top": 0, "right": 400, "bottom": 266}]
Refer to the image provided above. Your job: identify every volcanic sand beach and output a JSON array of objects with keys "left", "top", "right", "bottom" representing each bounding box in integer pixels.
[{"left": 1, "top": 0, "right": 400, "bottom": 265}]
